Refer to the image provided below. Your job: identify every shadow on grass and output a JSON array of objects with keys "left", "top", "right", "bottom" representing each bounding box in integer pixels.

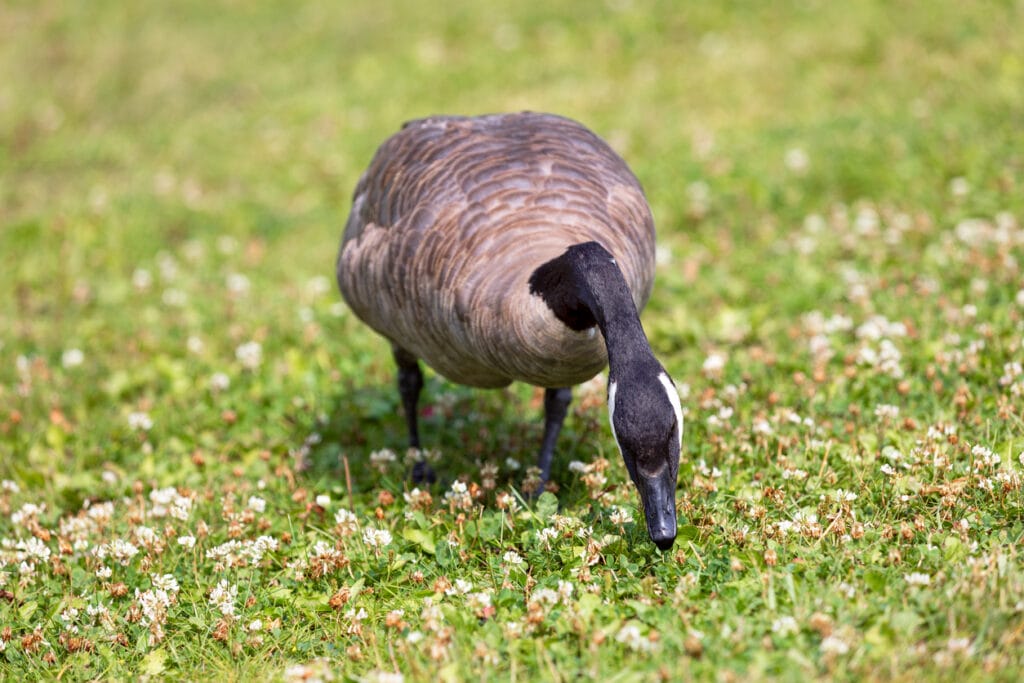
[{"left": 307, "top": 377, "right": 602, "bottom": 497}]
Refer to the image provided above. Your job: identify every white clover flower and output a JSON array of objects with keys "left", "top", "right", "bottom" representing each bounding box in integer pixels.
[
  {"left": 152, "top": 574, "right": 179, "bottom": 593},
  {"left": 854, "top": 206, "right": 880, "bottom": 236},
  {"left": 702, "top": 352, "right": 726, "bottom": 377},
  {"left": 209, "top": 372, "right": 231, "bottom": 391},
  {"left": 446, "top": 579, "right": 473, "bottom": 596},
  {"left": 948, "top": 176, "right": 970, "bottom": 199},
  {"left": 86, "top": 502, "right": 114, "bottom": 523},
  {"left": 61, "top": 348, "right": 84, "bottom": 369},
  {"left": 95, "top": 565, "right": 113, "bottom": 579},
  {"left": 306, "top": 276, "right": 331, "bottom": 297},
  {"left": 315, "top": 494, "right": 330, "bottom": 507},
  {"left": 369, "top": 448, "right": 397, "bottom": 472},
  {"left": 904, "top": 572, "right": 931, "bottom": 586},
  {"left": 874, "top": 404, "right": 899, "bottom": 420},
  {"left": 128, "top": 411, "right": 153, "bottom": 431},
  {"left": 615, "top": 621, "right": 656, "bottom": 652},
  {"left": 226, "top": 273, "right": 250, "bottom": 295},
  {"left": 186, "top": 335, "right": 204, "bottom": 354},
  {"left": 11, "top": 502, "right": 43, "bottom": 527},
  {"left": 1000, "top": 362, "right": 1023, "bottom": 386},
  {"left": 247, "top": 495, "right": 267, "bottom": 513},
  {"left": 774, "top": 520, "right": 795, "bottom": 536},
  {"left": 96, "top": 539, "right": 139, "bottom": 566},
  {"left": 134, "top": 525, "right": 159, "bottom": 545},
  {"left": 178, "top": 535, "right": 196, "bottom": 549},
  {"left": 971, "top": 444, "right": 1001, "bottom": 470},
  {"left": 820, "top": 313, "right": 853, "bottom": 334},
  {"left": 784, "top": 147, "right": 809, "bottom": 173},
  {"left": 609, "top": 506, "right": 634, "bottom": 525},
  {"left": 248, "top": 619, "right": 263, "bottom": 632},
  {"left": 367, "top": 672, "right": 404, "bottom": 683},
  {"left": 206, "top": 536, "right": 277, "bottom": 566},
  {"left": 236, "top": 341, "right": 263, "bottom": 369},
  {"left": 132, "top": 268, "right": 153, "bottom": 290},
  {"left": 403, "top": 488, "right": 431, "bottom": 509},
  {"left": 149, "top": 487, "right": 192, "bottom": 520},
  {"left": 686, "top": 181, "right": 710, "bottom": 215},
  {"left": 502, "top": 550, "right": 524, "bottom": 567},
  {"left": 345, "top": 607, "right": 368, "bottom": 622},
  {"left": 362, "top": 528, "right": 392, "bottom": 549},
  {"left": 654, "top": 244, "right": 673, "bottom": 266},
  {"left": 86, "top": 602, "right": 110, "bottom": 621},
  {"left": 947, "top": 637, "right": 973, "bottom": 654},
  {"left": 217, "top": 236, "right": 237, "bottom": 254},
  {"left": 443, "top": 480, "right": 473, "bottom": 510},
  {"left": 157, "top": 252, "right": 179, "bottom": 280},
  {"left": 252, "top": 535, "right": 278, "bottom": 556},
  {"left": 772, "top": 615, "right": 799, "bottom": 636},
  {"left": 878, "top": 340, "right": 904, "bottom": 378},
  {"left": 820, "top": 635, "right": 850, "bottom": 655},
  {"left": 335, "top": 509, "right": 359, "bottom": 535},
  {"left": 466, "top": 592, "right": 492, "bottom": 612},
  {"left": 537, "top": 527, "right": 559, "bottom": 547},
  {"left": 209, "top": 579, "right": 238, "bottom": 616},
  {"left": 9, "top": 501, "right": 42, "bottom": 528},
  {"left": 22, "top": 537, "right": 51, "bottom": 562}
]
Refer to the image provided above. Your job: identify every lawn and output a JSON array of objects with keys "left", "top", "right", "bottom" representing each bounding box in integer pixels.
[{"left": 2, "top": 0, "right": 1024, "bottom": 680}]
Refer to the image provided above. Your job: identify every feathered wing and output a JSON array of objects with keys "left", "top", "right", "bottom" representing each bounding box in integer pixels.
[{"left": 337, "top": 113, "right": 655, "bottom": 388}]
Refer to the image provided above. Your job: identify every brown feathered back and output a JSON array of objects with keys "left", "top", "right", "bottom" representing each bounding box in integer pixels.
[{"left": 337, "top": 112, "right": 656, "bottom": 388}]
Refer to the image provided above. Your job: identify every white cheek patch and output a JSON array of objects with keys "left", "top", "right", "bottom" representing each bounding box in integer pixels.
[
  {"left": 658, "top": 372, "right": 684, "bottom": 449},
  {"left": 607, "top": 380, "right": 622, "bottom": 456}
]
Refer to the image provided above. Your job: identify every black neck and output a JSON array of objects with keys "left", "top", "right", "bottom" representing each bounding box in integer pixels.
[{"left": 529, "top": 241, "right": 654, "bottom": 372}]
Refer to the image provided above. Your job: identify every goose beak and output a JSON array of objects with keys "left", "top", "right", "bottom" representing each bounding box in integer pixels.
[{"left": 638, "top": 470, "right": 677, "bottom": 550}]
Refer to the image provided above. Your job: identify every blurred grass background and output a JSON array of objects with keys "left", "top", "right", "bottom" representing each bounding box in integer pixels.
[{"left": 4, "top": 0, "right": 1021, "bottom": 245}]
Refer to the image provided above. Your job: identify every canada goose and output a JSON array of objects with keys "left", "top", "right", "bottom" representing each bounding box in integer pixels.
[{"left": 337, "top": 112, "right": 682, "bottom": 549}]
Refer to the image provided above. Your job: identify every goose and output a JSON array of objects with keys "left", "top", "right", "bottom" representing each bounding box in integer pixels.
[{"left": 336, "top": 112, "right": 682, "bottom": 549}]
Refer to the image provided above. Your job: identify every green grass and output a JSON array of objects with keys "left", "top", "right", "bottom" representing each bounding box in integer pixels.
[{"left": 2, "top": 0, "right": 1024, "bottom": 680}]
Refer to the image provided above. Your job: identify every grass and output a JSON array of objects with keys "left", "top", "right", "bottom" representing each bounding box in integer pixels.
[{"left": 2, "top": 0, "right": 1024, "bottom": 680}]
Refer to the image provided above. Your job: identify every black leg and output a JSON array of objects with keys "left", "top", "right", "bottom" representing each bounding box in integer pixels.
[
  {"left": 393, "top": 346, "right": 423, "bottom": 449},
  {"left": 392, "top": 346, "right": 435, "bottom": 484},
  {"left": 535, "top": 387, "right": 573, "bottom": 494}
]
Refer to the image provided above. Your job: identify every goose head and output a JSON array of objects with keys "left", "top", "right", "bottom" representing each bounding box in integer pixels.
[{"left": 608, "top": 363, "right": 682, "bottom": 550}]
